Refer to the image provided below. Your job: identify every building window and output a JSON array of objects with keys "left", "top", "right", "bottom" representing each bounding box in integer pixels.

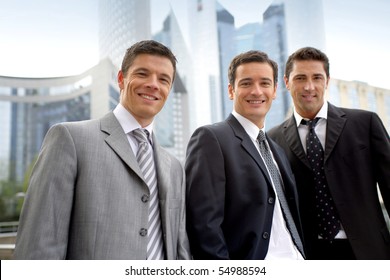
[
  {"left": 348, "top": 87, "right": 359, "bottom": 109},
  {"left": 366, "top": 90, "right": 377, "bottom": 112}
]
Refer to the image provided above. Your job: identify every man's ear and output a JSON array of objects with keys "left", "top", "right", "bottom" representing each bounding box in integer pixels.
[
  {"left": 325, "top": 76, "right": 330, "bottom": 90},
  {"left": 118, "top": 70, "right": 124, "bottom": 91},
  {"left": 228, "top": 83, "right": 234, "bottom": 100},
  {"left": 284, "top": 75, "right": 289, "bottom": 90},
  {"left": 272, "top": 82, "right": 278, "bottom": 100}
]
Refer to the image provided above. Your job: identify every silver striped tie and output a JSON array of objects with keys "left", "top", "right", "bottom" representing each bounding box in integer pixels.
[
  {"left": 132, "top": 128, "right": 164, "bottom": 260},
  {"left": 257, "top": 130, "right": 304, "bottom": 257}
]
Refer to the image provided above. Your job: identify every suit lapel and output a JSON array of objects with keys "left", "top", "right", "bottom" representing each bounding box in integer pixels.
[
  {"left": 227, "top": 115, "right": 273, "bottom": 185},
  {"left": 153, "top": 139, "right": 170, "bottom": 202},
  {"left": 100, "top": 112, "right": 145, "bottom": 181},
  {"left": 267, "top": 139, "right": 294, "bottom": 190},
  {"left": 325, "top": 103, "right": 346, "bottom": 162},
  {"left": 283, "top": 116, "right": 311, "bottom": 169}
]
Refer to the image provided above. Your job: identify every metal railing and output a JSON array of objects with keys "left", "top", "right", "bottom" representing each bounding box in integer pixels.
[
  {"left": 0, "top": 221, "right": 19, "bottom": 234},
  {"left": 0, "top": 232, "right": 16, "bottom": 260}
]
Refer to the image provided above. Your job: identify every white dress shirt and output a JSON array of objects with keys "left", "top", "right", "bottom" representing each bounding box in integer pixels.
[
  {"left": 113, "top": 103, "right": 154, "bottom": 155},
  {"left": 232, "top": 111, "right": 303, "bottom": 260}
]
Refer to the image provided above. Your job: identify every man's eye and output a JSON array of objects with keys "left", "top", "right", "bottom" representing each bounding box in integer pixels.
[
  {"left": 262, "top": 82, "right": 271, "bottom": 87},
  {"left": 160, "top": 78, "right": 170, "bottom": 84}
]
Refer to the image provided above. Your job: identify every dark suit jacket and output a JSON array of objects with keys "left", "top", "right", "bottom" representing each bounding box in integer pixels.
[
  {"left": 185, "top": 114, "right": 304, "bottom": 259},
  {"left": 268, "top": 102, "right": 390, "bottom": 259}
]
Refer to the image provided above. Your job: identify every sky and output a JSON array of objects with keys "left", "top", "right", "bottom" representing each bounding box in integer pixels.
[{"left": 0, "top": 0, "right": 389, "bottom": 89}]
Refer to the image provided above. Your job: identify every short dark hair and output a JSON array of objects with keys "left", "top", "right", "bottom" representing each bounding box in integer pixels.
[
  {"left": 121, "top": 40, "right": 177, "bottom": 81},
  {"left": 228, "top": 50, "right": 278, "bottom": 87},
  {"left": 285, "top": 47, "right": 330, "bottom": 79}
]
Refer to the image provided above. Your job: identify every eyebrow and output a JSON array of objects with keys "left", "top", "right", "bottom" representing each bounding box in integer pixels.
[
  {"left": 238, "top": 77, "right": 252, "bottom": 83},
  {"left": 261, "top": 77, "right": 273, "bottom": 83},
  {"left": 238, "top": 77, "right": 272, "bottom": 83}
]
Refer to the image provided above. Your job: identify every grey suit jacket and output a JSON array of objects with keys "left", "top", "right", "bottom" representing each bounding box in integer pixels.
[{"left": 13, "top": 112, "right": 191, "bottom": 259}]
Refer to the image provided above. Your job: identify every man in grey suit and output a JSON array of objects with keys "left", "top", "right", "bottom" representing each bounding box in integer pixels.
[
  {"left": 13, "top": 40, "right": 191, "bottom": 260},
  {"left": 268, "top": 47, "right": 390, "bottom": 259}
]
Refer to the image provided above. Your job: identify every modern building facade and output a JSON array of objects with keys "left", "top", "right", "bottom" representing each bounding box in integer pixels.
[
  {"left": 235, "top": 22, "right": 263, "bottom": 54},
  {"left": 99, "top": 0, "right": 152, "bottom": 69},
  {"left": 282, "top": 0, "right": 326, "bottom": 54},
  {"left": 328, "top": 79, "right": 390, "bottom": 132},
  {"left": 187, "top": 0, "right": 223, "bottom": 128},
  {"left": 0, "top": 59, "right": 118, "bottom": 183},
  {"left": 216, "top": 2, "right": 236, "bottom": 119},
  {"left": 261, "top": 2, "right": 290, "bottom": 130}
]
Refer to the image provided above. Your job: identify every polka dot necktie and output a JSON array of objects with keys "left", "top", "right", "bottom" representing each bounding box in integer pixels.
[{"left": 302, "top": 118, "right": 340, "bottom": 240}]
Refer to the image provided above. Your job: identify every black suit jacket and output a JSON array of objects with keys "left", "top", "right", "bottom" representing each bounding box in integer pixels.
[
  {"left": 268, "top": 102, "right": 390, "bottom": 259},
  {"left": 185, "top": 114, "right": 304, "bottom": 259}
]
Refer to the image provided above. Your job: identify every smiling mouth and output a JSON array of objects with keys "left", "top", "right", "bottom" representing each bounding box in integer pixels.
[
  {"left": 302, "top": 94, "right": 316, "bottom": 100},
  {"left": 139, "top": 94, "right": 158, "bottom": 101},
  {"left": 247, "top": 100, "right": 266, "bottom": 104}
]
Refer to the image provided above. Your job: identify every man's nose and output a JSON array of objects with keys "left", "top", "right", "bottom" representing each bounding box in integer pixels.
[
  {"left": 303, "top": 80, "right": 315, "bottom": 91},
  {"left": 251, "top": 83, "right": 264, "bottom": 95},
  {"left": 145, "top": 75, "right": 159, "bottom": 90}
]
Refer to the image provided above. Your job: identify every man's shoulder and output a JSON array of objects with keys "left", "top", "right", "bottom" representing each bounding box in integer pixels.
[
  {"left": 193, "top": 119, "right": 231, "bottom": 135},
  {"left": 329, "top": 103, "right": 375, "bottom": 118},
  {"left": 267, "top": 118, "right": 291, "bottom": 137},
  {"left": 49, "top": 119, "right": 99, "bottom": 137},
  {"left": 61, "top": 118, "right": 99, "bottom": 128},
  {"left": 268, "top": 123, "right": 284, "bottom": 134},
  {"left": 60, "top": 112, "right": 114, "bottom": 129},
  {"left": 46, "top": 113, "right": 113, "bottom": 139}
]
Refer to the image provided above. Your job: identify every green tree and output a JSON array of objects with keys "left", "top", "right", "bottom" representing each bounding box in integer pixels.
[
  {"left": 0, "top": 155, "right": 37, "bottom": 222},
  {"left": 0, "top": 179, "right": 23, "bottom": 222}
]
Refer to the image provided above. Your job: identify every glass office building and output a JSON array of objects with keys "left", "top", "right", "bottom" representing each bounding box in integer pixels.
[
  {"left": 99, "top": 0, "right": 152, "bottom": 69},
  {"left": 0, "top": 59, "right": 118, "bottom": 183}
]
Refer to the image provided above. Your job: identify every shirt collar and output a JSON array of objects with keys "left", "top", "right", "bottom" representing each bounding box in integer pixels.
[
  {"left": 232, "top": 110, "right": 265, "bottom": 141},
  {"left": 293, "top": 101, "right": 328, "bottom": 127},
  {"left": 113, "top": 103, "right": 154, "bottom": 138}
]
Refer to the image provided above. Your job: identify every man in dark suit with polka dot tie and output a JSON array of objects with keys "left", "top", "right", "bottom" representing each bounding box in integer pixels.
[{"left": 268, "top": 47, "right": 390, "bottom": 260}]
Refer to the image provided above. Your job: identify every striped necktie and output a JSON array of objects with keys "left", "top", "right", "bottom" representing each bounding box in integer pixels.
[
  {"left": 132, "top": 128, "right": 164, "bottom": 259},
  {"left": 257, "top": 130, "right": 304, "bottom": 256}
]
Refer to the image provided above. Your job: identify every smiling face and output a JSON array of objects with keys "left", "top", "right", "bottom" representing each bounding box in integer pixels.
[
  {"left": 117, "top": 53, "right": 174, "bottom": 127},
  {"left": 228, "top": 62, "right": 277, "bottom": 128},
  {"left": 285, "top": 60, "right": 329, "bottom": 119}
]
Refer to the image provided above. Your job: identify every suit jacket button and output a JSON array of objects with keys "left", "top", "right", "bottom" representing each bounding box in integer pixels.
[
  {"left": 262, "top": 232, "right": 270, "bottom": 239},
  {"left": 268, "top": 197, "right": 274, "bottom": 204},
  {"left": 140, "top": 228, "right": 148, "bottom": 237},
  {"left": 141, "top": 194, "right": 149, "bottom": 203}
]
